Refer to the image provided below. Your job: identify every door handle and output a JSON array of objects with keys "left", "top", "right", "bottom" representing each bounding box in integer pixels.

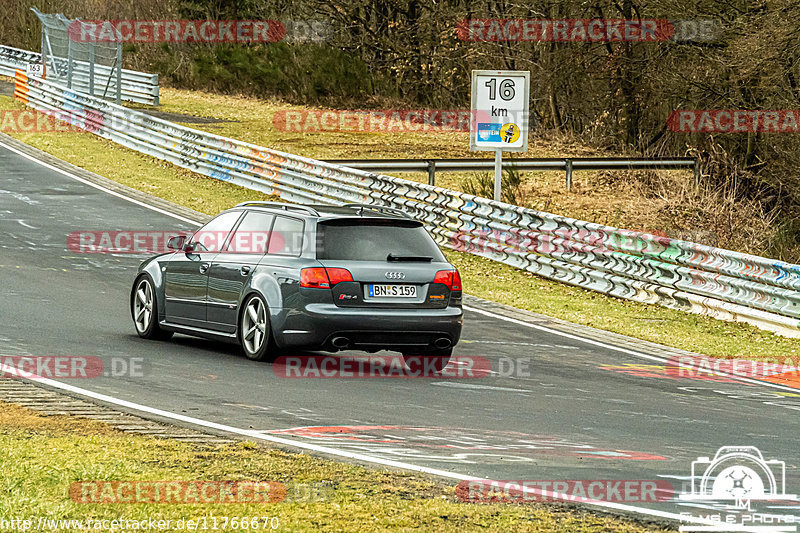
[
  {"left": 240, "top": 265, "right": 251, "bottom": 276},
  {"left": 199, "top": 263, "right": 210, "bottom": 274}
]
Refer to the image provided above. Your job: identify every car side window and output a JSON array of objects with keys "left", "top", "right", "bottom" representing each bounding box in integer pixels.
[
  {"left": 268, "top": 216, "right": 304, "bottom": 256},
  {"left": 224, "top": 211, "right": 275, "bottom": 253},
  {"left": 190, "top": 211, "right": 242, "bottom": 252}
]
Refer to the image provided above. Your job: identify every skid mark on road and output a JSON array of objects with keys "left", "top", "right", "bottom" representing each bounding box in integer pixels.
[
  {"left": 264, "top": 425, "right": 667, "bottom": 463},
  {"left": 597, "top": 364, "right": 748, "bottom": 384}
]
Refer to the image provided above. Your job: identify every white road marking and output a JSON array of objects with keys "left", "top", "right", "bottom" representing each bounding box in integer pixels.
[
  {"left": 0, "top": 140, "right": 203, "bottom": 226},
  {"left": 463, "top": 339, "right": 579, "bottom": 349},
  {"left": 431, "top": 382, "right": 531, "bottom": 392},
  {"left": 463, "top": 305, "right": 800, "bottom": 394},
  {"left": 16, "top": 219, "right": 37, "bottom": 229}
]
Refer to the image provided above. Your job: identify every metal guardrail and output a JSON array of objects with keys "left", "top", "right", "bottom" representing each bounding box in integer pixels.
[
  {"left": 325, "top": 158, "right": 699, "bottom": 189},
  {"left": 13, "top": 70, "right": 800, "bottom": 337},
  {"left": 0, "top": 44, "right": 159, "bottom": 105}
]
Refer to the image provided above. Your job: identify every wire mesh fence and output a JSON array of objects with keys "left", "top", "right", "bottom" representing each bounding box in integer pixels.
[{"left": 32, "top": 8, "right": 122, "bottom": 104}]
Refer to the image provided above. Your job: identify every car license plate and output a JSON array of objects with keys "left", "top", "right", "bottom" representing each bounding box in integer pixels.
[{"left": 367, "top": 284, "right": 417, "bottom": 298}]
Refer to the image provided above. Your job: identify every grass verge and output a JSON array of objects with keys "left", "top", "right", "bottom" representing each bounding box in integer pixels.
[
  {"left": 0, "top": 402, "right": 671, "bottom": 532},
  {"left": 0, "top": 89, "right": 798, "bottom": 362}
]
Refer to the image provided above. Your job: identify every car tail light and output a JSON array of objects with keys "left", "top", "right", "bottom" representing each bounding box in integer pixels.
[
  {"left": 301, "top": 267, "right": 330, "bottom": 288},
  {"left": 300, "top": 267, "right": 353, "bottom": 288},
  {"left": 434, "top": 269, "right": 462, "bottom": 291},
  {"left": 326, "top": 267, "right": 353, "bottom": 285}
]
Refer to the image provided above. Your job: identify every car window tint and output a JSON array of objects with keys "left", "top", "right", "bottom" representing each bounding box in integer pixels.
[
  {"left": 268, "top": 216, "right": 304, "bottom": 256},
  {"left": 190, "top": 211, "right": 242, "bottom": 252},
  {"left": 225, "top": 211, "right": 274, "bottom": 253},
  {"left": 317, "top": 219, "right": 445, "bottom": 261}
]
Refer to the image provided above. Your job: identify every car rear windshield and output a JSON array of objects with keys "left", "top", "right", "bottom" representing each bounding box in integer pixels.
[{"left": 316, "top": 219, "right": 446, "bottom": 262}]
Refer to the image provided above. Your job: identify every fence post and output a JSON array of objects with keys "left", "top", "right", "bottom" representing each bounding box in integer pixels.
[
  {"left": 565, "top": 158, "right": 573, "bottom": 191},
  {"left": 427, "top": 160, "right": 435, "bottom": 186}
]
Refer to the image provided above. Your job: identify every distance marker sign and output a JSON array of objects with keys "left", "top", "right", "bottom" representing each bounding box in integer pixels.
[
  {"left": 25, "top": 61, "right": 44, "bottom": 78},
  {"left": 470, "top": 70, "right": 529, "bottom": 152}
]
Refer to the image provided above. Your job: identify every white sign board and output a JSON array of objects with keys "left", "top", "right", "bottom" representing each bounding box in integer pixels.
[
  {"left": 26, "top": 62, "right": 44, "bottom": 78},
  {"left": 470, "top": 70, "right": 529, "bottom": 152}
]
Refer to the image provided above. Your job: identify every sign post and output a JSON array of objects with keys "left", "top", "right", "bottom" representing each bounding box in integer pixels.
[{"left": 470, "top": 70, "right": 529, "bottom": 201}]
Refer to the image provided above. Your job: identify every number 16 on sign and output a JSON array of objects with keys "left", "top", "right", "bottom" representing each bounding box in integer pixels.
[{"left": 469, "top": 70, "right": 529, "bottom": 201}]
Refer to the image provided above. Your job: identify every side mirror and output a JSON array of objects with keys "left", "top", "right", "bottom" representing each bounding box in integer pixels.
[{"left": 167, "top": 235, "right": 187, "bottom": 251}]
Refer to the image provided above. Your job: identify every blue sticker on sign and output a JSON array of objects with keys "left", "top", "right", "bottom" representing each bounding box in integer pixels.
[
  {"left": 368, "top": 285, "right": 374, "bottom": 297},
  {"left": 477, "top": 123, "right": 502, "bottom": 142}
]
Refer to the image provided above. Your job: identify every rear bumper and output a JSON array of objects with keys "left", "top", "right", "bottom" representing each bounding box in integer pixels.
[{"left": 273, "top": 304, "right": 463, "bottom": 350}]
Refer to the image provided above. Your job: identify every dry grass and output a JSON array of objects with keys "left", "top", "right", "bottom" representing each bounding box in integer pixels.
[{"left": 0, "top": 402, "right": 674, "bottom": 532}]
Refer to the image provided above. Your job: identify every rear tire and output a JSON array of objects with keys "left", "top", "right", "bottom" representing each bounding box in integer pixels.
[
  {"left": 402, "top": 348, "right": 452, "bottom": 374},
  {"left": 238, "top": 293, "right": 275, "bottom": 362},
  {"left": 132, "top": 276, "right": 173, "bottom": 341}
]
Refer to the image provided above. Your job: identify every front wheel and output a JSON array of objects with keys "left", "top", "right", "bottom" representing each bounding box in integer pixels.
[
  {"left": 132, "top": 276, "right": 173, "bottom": 340},
  {"left": 238, "top": 294, "right": 275, "bottom": 362}
]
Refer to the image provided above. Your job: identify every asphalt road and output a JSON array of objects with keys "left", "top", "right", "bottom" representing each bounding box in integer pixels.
[{"left": 2, "top": 140, "right": 799, "bottom": 526}]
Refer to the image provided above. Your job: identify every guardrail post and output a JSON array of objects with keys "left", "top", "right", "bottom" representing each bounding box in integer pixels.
[
  {"left": 115, "top": 45, "right": 122, "bottom": 105},
  {"left": 694, "top": 159, "right": 701, "bottom": 188},
  {"left": 427, "top": 160, "right": 435, "bottom": 186},
  {"left": 88, "top": 44, "right": 95, "bottom": 96},
  {"left": 565, "top": 158, "right": 573, "bottom": 192},
  {"left": 66, "top": 37, "right": 73, "bottom": 89},
  {"left": 493, "top": 149, "right": 502, "bottom": 201}
]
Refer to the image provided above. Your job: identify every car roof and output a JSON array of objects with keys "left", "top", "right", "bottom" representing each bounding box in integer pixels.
[{"left": 231, "top": 202, "right": 413, "bottom": 221}]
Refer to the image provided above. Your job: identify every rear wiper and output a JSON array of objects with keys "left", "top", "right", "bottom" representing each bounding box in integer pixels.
[{"left": 387, "top": 253, "right": 433, "bottom": 262}]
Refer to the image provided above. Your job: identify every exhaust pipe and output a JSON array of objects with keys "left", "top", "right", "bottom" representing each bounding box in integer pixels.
[
  {"left": 331, "top": 336, "right": 351, "bottom": 349},
  {"left": 433, "top": 337, "right": 452, "bottom": 349}
]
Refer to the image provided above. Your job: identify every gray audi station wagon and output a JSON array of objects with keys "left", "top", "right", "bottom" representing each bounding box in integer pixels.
[{"left": 131, "top": 202, "right": 463, "bottom": 368}]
